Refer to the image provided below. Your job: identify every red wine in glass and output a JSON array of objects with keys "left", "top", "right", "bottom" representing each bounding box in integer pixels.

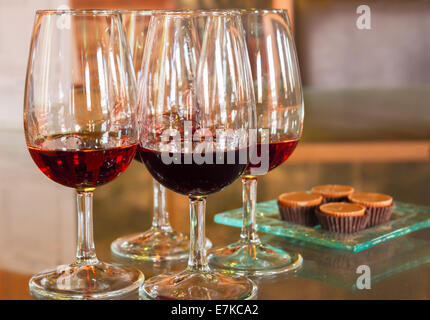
[
  {"left": 28, "top": 133, "right": 137, "bottom": 189},
  {"left": 244, "top": 139, "right": 299, "bottom": 177},
  {"left": 138, "top": 146, "right": 247, "bottom": 196}
]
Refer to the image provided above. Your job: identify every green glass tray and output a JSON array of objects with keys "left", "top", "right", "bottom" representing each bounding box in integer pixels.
[{"left": 214, "top": 200, "right": 430, "bottom": 252}]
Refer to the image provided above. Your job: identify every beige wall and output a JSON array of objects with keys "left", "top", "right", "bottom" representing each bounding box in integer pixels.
[
  {"left": 296, "top": 0, "right": 430, "bottom": 88},
  {"left": 0, "top": 0, "right": 67, "bottom": 130},
  {"left": 0, "top": 0, "right": 75, "bottom": 274}
]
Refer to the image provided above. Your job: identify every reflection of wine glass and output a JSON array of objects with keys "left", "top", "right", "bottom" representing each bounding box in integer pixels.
[
  {"left": 24, "top": 10, "right": 144, "bottom": 299},
  {"left": 111, "top": 10, "right": 205, "bottom": 263},
  {"left": 138, "top": 11, "right": 257, "bottom": 300},
  {"left": 208, "top": 9, "right": 304, "bottom": 276}
]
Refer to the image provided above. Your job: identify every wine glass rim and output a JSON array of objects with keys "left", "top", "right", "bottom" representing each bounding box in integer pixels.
[
  {"left": 124, "top": 9, "right": 195, "bottom": 16},
  {"left": 152, "top": 9, "right": 240, "bottom": 17},
  {"left": 120, "top": 9, "right": 153, "bottom": 15},
  {"left": 36, "top": 9, "right": 121, "bottom": 16},
  {"left": 238, "top": 8, "right": 289, "bottom": 15}
]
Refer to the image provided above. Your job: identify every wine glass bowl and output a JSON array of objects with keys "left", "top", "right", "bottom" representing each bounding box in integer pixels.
[
  {"left": 208, "top": 9, "right": 305, "bottom": 277},
  {"left": 24, "top": 10, "right": 144, "bottom": 299},
  {"left": 110, "top": 10, "right": 211, "bottom": 263},
  {"left": 138, "top": 11, "right": 257, "bottom": 300}
]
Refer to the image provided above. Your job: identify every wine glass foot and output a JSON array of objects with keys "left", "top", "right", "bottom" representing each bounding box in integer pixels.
[
  {"left": 29, "top": 261, "right": 144, "bottom": 300},
  {"left": 111, "top": 228, "right": 212, "bottom": 262},
  {"left": 140, "top": 270, "right": 257, "bottom": 300},
  {"left": 208, "top": 241, "right": 303, "bottom": 277}
]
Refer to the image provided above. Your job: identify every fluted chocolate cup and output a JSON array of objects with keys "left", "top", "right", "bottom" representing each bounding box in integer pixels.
[
  {"left": 348, "top": 192, "right": 394, "bottom": 227},
  {"left": 316, "top": 202, "right": 369, "bottom": 234},
  {"left": 311, "top": 184, "right": 354, "bottom": 203},
  {"left": 278, "top": 192, "right": 323, "bottom": 226}
]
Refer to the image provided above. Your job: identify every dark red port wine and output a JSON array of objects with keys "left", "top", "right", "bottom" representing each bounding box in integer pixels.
[
  {"left": 28, "top": 133, "right": 137, "bottom": 189},
  {"left": 138, "top": 147, "right": 247, "bottom": 196},
  {"left": 244, "top": 139, "right": 299, "bottom": 177}
]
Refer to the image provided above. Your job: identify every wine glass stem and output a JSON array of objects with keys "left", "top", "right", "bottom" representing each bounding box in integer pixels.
[
  {"left": 187, "top": 196, "right": 209, "bottom": 273},
  {"left": 151, "top": 179, "right": 172, "bottom": 231},
  {"left": 240, "top": 177, "right": 261, "bottom": 245},
  {"left": 75, "top": 190, "right": 98, "bottom": 265}
]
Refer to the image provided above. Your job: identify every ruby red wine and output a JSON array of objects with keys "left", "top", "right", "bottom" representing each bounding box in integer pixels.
[
  {"left": 244, "top": 139, "right": 299, "bottom": 177},
  {"left": 139, "top": 147, "right": 247, "bottom": 196},
  {"left": 28, "top": 133, "right": 137, "bottom": 189}
]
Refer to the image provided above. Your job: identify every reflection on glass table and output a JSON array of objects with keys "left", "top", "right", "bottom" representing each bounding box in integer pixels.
[{"left": 263, "top": 234, "right": 430, "bottom": 290}]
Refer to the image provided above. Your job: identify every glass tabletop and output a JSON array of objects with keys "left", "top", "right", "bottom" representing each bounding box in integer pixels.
[{"left": 1, "top": 88, "right": 430, "bottom": 299}]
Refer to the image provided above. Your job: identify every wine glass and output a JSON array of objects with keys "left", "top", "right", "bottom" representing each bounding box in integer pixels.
[
  {"left": 24, "top": 10, "right": 144, "bottom": 299},
  {"left": 208, "top": 9, "right": 304, "bottom": 276},
  {"left": 138, "top": 11, "right": 257, "bottom": 300},
  {"left": 111, "top": 10, "right": 206, "bottom": 262}
]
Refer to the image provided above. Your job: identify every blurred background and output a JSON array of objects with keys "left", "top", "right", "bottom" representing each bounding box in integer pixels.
[{"left": 0, "top": 0, "right": 429, "bottom": 299}]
